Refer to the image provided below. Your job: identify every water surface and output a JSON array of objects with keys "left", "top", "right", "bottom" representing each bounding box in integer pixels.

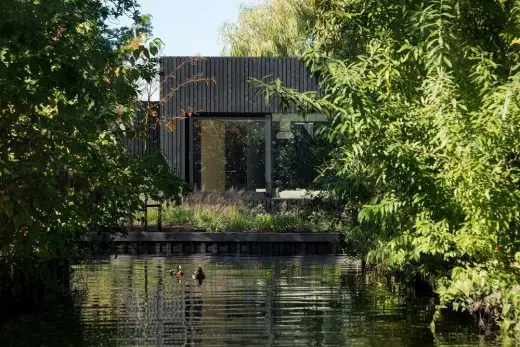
[{"left": 2, "top": 255, "right": 490, "bottom": 346}]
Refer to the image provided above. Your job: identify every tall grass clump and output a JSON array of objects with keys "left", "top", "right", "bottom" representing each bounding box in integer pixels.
[{"left": 135, "top": 194, "right": 347, "bottom": 233}]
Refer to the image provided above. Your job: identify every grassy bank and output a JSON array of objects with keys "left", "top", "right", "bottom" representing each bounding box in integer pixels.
[{"left": 135, "top": 202, "right": 346, "bottom": 233}]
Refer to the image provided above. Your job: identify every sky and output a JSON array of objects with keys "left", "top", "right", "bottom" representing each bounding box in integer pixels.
[{"left": 135, "top": 0, "right": 256, "bottom": 56}]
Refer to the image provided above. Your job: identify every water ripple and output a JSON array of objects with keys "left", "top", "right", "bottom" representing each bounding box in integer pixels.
[{"left": 65, "top": 255, "right": 485, "bottom": 346}]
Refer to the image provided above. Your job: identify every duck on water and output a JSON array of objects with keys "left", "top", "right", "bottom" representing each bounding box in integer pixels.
[
  {"left": 169, "top": 265, "right": 184, "bottom": 279},
  {"left": 192, "top": 267, "right": 205, "bottom": 284},
  {"left": 169, "top": 265, "right": 205, "bottom": 284}
]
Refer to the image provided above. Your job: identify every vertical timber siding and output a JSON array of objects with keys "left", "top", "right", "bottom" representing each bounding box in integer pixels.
[
  {"left": 159, "top": 56, "right": 319, "bottom": 115},
  {"left": 159, "top": 56, "right": 320, "bottom": 179},
  {"left": 124, "top": 102, "right": 160, "bottom": 158}
]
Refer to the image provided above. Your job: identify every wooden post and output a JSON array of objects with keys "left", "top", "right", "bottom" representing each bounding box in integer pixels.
[
  {"left": 158, "top": 202, "right": 162, "bottom": 232},
  {"left": 144, "top": 194, "right": 148, "bottom": 231},
  {"left": 128, "top": 215, "right": 134, "bottom": 231}
]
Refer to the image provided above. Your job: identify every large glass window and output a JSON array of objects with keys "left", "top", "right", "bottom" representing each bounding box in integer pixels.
[
  {"left": 192, "top": 118, "right": 265, "bottom": 192},
  {"left": 189, "top": 114, "right": 328, "bottom": 195}
]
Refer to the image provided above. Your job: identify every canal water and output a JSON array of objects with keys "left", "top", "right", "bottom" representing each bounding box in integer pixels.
[{"left": 1, "top": 255, "right": 493, "bottom": 346}]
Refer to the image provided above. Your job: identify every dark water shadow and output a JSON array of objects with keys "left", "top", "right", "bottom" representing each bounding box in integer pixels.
[{"left": 0, "top": 291, "right": 117, "bottom": 347}]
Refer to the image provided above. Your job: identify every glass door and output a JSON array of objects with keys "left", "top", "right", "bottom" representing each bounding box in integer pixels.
[{"left": 191, "top": 118, "right": 266, "bottom": 192}]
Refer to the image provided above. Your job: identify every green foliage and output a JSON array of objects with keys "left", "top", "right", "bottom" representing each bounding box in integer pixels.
[
  {"left": 220, "top": 0, "right": 316, "bottom": 56},
  {"left": 256, "top": 0, "right": 520, "bottom": 337},
  {"left": 136, "top": 152, "right": 185, "bottom": 205},
  {"left": 0, "top": 0, "right": 183, "bottom": 263},
  {"left": 434, "top": 265, "right": 520, "bottom": 340}
]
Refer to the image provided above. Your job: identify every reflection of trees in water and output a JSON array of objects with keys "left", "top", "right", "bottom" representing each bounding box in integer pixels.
[
  {"left": 301, "top": 304, "right": 325, "bottom": 346},
  {"left": 325, "top": 270, "right": 437, "bottom": 346},
  {"left": 185, "top": 284, "right": 203, "bottom": 345},
  {"left": 273, "top": 123, "right": 331, "bottom": 190},
  {"left": 45, "top": 256, "right": 483, "bottom": 346},
  {"left": 2, "top": 259, "right": 422, "bottom": 347}
]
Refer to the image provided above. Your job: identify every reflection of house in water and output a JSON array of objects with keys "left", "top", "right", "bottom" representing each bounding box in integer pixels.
[
  {"left": 129, "top": 57, "right": 328, "bottom": 199},
  {"left": 74, "top": 256, "right": 356, "bottom": 346}
]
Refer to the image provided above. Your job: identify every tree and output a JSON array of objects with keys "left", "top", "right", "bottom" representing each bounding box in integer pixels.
[
  {"left": 220, "top": 0, "right": 316, "bottom": 56},
  {"left": 0, "top": 1, "right": 182, "bottom": 268},
  {"left": 258, "top": 0, "right": 520, "bottom": 338}
]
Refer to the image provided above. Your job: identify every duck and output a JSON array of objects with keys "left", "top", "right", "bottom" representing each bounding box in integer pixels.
[
  {"left": 192, "top": 267, "right": 205, "bottom": 283},
  {"left": 170, "top": 265, "right": 184, "bottom": 278}
]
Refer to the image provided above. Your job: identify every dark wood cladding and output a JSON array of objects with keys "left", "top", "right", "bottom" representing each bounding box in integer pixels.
[
  {"left": 124, "top": 102, "right": 160, "bottom": 158},
  {"left": 159, "top": 56, "right": 319, "bottom": 116},
  {"left": 158, "top": 57, "right": 320, "bottom": 179}
]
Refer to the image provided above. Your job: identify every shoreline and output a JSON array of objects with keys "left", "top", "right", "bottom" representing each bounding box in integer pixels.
[{"left": 82, "top": 231, "right": 344, "bottom": 256}]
